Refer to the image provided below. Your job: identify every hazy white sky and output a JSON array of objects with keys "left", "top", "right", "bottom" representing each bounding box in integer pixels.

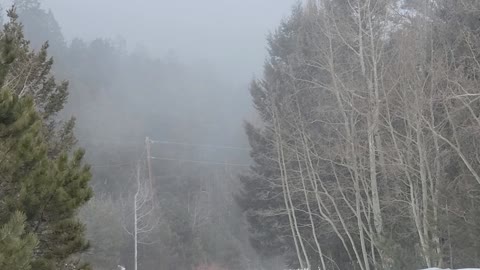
[{"left": 39, "top": 0, "right": 298, "bottom": 82}]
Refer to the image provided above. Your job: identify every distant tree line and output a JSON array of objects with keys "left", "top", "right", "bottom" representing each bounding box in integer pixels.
[{"left": 3, "top": 1, "right": 259, "bottom": 270}]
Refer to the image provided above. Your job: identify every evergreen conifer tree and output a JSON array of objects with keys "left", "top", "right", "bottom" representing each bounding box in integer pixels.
[
  {"left": 0, "top": 211, "right": 38, "bottom": 270},
  {"left": 0, "top": 7, "right": 93, "bottom": 270}
]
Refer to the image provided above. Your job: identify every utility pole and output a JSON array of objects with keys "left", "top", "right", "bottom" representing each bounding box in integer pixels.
[
  {"left": 121, "top": 140, "right": 158, "bottom": 270},
  {"left": 145, "top": 137, "right": 153, "bottom": 188}
]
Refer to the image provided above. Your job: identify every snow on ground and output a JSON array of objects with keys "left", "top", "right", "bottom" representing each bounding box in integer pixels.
[{"left": 422, "top": 268, "right": 480, "bottom": 270}]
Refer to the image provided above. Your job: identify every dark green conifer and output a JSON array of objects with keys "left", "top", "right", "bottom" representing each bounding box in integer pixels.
[{"left": 0, "top": 7, "right": 93, "bottom": 270}]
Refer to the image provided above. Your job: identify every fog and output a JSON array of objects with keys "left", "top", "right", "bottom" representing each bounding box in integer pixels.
[
  {"left": 43, "top": 0, "right": 295, "bottom": 83},
  {"left": 0, "top": 0, "right": 296, "bottom": 269},
  {"left": 5, "top": 1, "right": 480, "bottom": 270}
]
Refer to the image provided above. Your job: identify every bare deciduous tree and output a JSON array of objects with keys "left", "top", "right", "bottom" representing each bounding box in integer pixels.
[{"left": 122, "top": 163, "right": 159, "bottom": 270}]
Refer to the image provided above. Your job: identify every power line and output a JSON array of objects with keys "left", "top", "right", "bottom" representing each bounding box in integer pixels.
[
  {"left": 150, "top": 156, "right": 250, "bottom": 167},
  {"left": 80, "top": 138, "right": 250, "bottom": 151},
  {"left": 91, "top": 162, "right": 135, "bottom": 168},
  {"left": 149, "top": 139, "right": 250, "bottom": 151},
  {"left": 87, "top": 137, "right": 251, "bottom": 168}
]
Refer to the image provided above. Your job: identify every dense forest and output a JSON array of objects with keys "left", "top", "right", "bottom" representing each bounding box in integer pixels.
[
  {"left": 2, "top": 0, "right": 480, "bottom": 270},
  {"left": 0, "top": 0, "right": 256, "bottom": 269},
  {"left": 238, "top": 0, "right": 480, "bottom": 269}
]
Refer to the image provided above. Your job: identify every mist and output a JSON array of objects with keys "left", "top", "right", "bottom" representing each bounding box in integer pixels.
[
  {"left": 5, "top": 1, "right": 480, "bottom": 270},
  {"left": 43, "top": 0, "right": 295, "bottom": 83},
  {"left": 0, "top": 0, "right": 296, "bottom": 269}
]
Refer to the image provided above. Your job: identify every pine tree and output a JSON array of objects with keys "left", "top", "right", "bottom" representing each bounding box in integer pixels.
[
  {"left": 0, "top": 212, "right": 38, "bottom": 270},
  {"left": 0, "top": 86, "right": 92, "bottom": 269},
  {"left": 0, "top": 7, "right": 93, "bottom": 269},
  {"left": 0, "top": 87, "right": 44, "bottom": 270},
  {"left": 2, "top": 6, "right": 74, "bottom": 157},
  {"left": 2, "top": 7, "right": 68, "bottom": 119},
  {"left": 13, "top": 0, "right": 66, "bottom": 51}
]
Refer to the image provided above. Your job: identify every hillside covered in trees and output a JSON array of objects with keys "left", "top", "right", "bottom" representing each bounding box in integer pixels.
[
  {"left": 3, "top": 0, "right": 480, "bottom": 270},
  {"left": 1, "top": 0, "right": 257, "bottom": 269}
]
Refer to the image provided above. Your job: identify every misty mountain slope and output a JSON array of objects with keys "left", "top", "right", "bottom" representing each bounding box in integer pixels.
[
  {"left": 10, "top": 0, "right": 480, "bottom": 270},
  {"left": 4, "top": 1, "right": 278, "bottom": 269}
]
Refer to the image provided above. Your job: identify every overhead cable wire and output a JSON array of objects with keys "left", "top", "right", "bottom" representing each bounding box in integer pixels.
[
  {"left": 91, "top": 162, "right": 135, "bottom": 168},
  {"left": 81, "top": 138, "right": 250, "bottom": 151},
  {"left": 150, "top": 156, "right": 250, "bottom": 167},
  {"left": 149, "top": 139, "right": 250, "bottom": 151},
  {"left": 86, "top": 137, "right": 251, "bottom": 168}
]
